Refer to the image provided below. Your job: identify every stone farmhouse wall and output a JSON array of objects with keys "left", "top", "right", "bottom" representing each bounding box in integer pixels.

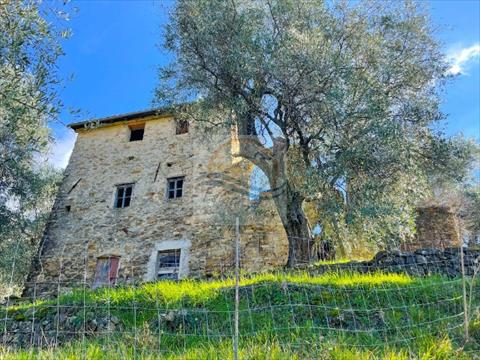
[{"left": 26, "top": 113, "right": 288, "bottom": 296}]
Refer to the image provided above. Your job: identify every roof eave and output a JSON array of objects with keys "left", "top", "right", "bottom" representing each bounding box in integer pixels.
[{"left": 68, "top": 108, "right": 175, "bottom": 131}]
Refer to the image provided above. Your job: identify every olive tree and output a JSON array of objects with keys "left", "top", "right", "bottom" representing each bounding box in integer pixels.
[
  {"left": 0, "top": 0, "right": 66, "bottom": 296},
  {"left": 156, "top": 0, "right": 475, "bottom": 266}
]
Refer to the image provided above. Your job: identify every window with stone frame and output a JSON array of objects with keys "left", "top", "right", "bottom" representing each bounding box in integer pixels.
[
  {"left": 115, "top": 183, "right": 134, "bottom": 208},
  {"left": 175, "top": 119, "right": 189, "bottom": 135},
  {"left": 156, "top": 249, "right": 181, "bottom": 280},
  {"left": 166, "top": 177, "right": 184, "bottom": 199},
  {"left": 93, "top": 256, "right": 120, "bottom": 288}
]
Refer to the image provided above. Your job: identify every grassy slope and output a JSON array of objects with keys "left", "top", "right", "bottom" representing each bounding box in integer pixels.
[{"left": 1, "top": 271, "right": 479, "bottom": 359}]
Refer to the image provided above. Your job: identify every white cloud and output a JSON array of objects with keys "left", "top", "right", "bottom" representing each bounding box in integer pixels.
[
  {"left": 45, "top": 130, "right": 77, "bottom": 169},
  {"left": 446, "top": 44, "right": 480, "bottom": 76}
]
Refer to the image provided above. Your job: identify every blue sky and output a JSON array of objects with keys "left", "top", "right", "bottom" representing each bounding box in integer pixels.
[{"left": 47, "top": 0, "right": 479, "bottom": 169}]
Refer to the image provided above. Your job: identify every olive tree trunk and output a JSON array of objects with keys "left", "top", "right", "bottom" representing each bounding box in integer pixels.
[
  {"left": 235, "top": 132, "right": 314, "bottom": 267},
  {"left": 271, "top": 182, "right": 313, "bottom": 267}
]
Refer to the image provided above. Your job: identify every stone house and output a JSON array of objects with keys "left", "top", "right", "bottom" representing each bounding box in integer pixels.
[{"left": 26, "top": 109, "right": 288, "bottom": 296}]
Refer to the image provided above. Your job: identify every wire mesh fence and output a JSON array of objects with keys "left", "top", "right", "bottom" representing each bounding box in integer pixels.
[{"left": 1, "top": 220, "right": 479, "bottom": 359}]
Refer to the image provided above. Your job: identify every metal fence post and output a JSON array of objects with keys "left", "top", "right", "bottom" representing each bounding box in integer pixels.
[
  {"left": 234, "top": 217, "right": 240, "bottom": 360},
  {"left": 460, "top": 245, "right": 469, "bottom": 342}
]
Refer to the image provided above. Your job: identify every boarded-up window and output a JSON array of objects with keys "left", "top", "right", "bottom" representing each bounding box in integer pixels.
[
  {"left": 175, "top": 119, "right": 189, "bottom": 135},
  {"left": 93, "top": 257, "right": 120, "bottom": 288},
  {"left": 166, "top": 177, "right": 184, "bottom": 199},
  {"left": 115, "top": 184, "right": 134, "bottom": 208},
  {"left": 156, "top": 249, "right": 181, "bottom": 280}
]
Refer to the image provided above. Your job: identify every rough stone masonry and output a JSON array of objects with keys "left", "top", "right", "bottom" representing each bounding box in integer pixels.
[
  {"left": 313, "top": 247, "right": 480, "bottom": 278},
  {"left": 25, "top": 109, "right": 288, "bottom": 296}
]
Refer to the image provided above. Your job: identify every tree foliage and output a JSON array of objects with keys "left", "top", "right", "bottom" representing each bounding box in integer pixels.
[
  {"left": 0, "top": 0, "right": 66, "bottom": 296},
  {"left": 156, "top": 0, "right": 476, "bottom": 263},
  {"left": 463, "top": 186, "right": 480, "bottom": 243}
]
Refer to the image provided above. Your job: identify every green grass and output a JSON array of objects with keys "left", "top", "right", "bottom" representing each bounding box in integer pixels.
[
  {"left": 315, "top": 258, "right": 353, "bottom": 266},
  {"left": 1, "top": 270, "right": 479, "bottom": 359},
  {"left": 62, "top": 271, "right": 413, "bottom": 305},
  {"left": 1, "top": 334, "right": 476, "bottom": 360},
  {"left": 314, "top": 257, "right": 374, "bottom": 266}
]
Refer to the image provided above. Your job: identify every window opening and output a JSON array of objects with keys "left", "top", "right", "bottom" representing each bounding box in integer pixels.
[
  {"left": 175, "top": 119, "right": 189, "bottom": 135},
  {"left": 115, "top": 183, "right": 134, "bottom": 208},
  {"left": 129, "top": 123, "right": 145, "bottom": 141},
  {"left": 156, "top": 249, "right": 181, "bottom": 280},
  {"left": 167, "top": 177, "right": 184, "bottom": 199}
]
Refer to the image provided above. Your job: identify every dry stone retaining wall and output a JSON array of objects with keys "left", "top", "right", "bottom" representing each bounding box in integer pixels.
[{"left": 314, "top": 247, "right": 480, "bottom": 277}]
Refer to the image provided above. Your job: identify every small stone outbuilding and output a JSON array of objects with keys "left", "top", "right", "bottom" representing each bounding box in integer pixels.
[
  {"left": 399, "top": 205, "right": 461, "bottom": 252},
  {"left": 415, "top": 205, "right": 461, "bottom": 247}
]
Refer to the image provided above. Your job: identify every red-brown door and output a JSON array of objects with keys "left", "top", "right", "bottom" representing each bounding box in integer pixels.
[{"left": 93, "top": 257, "right": 120, "bottom": 288}]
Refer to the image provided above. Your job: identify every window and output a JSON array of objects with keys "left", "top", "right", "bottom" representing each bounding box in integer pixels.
[
  {"left": 93, "top": 257, "right": 120, "bottom": 288},
  {"left": 167, "top": 177, "right": 184, "bottom": 199},
  {"left": 175, "top": 119, "right": 189, "bottom": 135},
  {"left": 115, "top": 184, "right": 134, "bottom": 208},
  {"left": 147, "top": 240, "right": 190, "bottom": 281},
  {"left": 156, "top": 249, "right": 181, "bottom": 280},
  {"left": 129, "top": 123, "right": 145, "bottom": 141}
]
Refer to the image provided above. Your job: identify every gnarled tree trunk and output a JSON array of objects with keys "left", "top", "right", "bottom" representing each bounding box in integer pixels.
[
  {"left": 272, "top": 184, "right": 313, "bottom": 267},
  {"left": 235, "top": 125, "right": 314, "bottom": 267}
]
